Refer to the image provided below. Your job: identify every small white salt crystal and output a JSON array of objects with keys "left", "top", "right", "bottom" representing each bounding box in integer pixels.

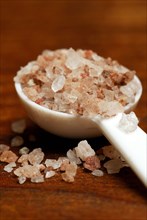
[
  {"left": 91, "top": 169, "right": 104, "bottom": 177},
  {"left": 11, "top": 136, "right": 24, "bottom": 147},
  {"left": 18, "top": 176, "right": 27, "bottom": 184},
  {"left": 51, "top": 75, "right": 66, "bottom": 92},
  {"left": 74, "top": 140, "right": 95, "bottom": 161},
  {"left": 67, "top": 149, "right": 82, "bottom": 165},
  {"left": 19, "top": 147, "right": 30, "bottom": 155},
  {"left": 45, "top": 170, "right": 56, "bottom": 178},
  {"left": 11, "top": 119, "right": 26, "bottom": 134},
  {"left": 103, "top": 159, "right": 123, "bottom": 174},
  {"left": 65, "top": 48, "right": 82, "bottom": 70},
  {"left": 0, "top": 144, "right": 10, "bottom": 153},
  {"left": 44, "top": 159, "right": 62, "bottom": 169},
  {"left": 28, "top": 148, "right": 44, "bottom": 165},
  {"left": 119, "top": 112, "right": 139, "bottom": 132},
  {"left": 4, "top": 162, "right": 16, "bottom": 173},
  {"left": 31, "top": 175, "right": 44, "bottom": 183}
]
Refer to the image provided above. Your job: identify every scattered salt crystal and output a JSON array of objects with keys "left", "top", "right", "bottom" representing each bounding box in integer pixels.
[
  {"left": 31, "top": 175, "right": 44, "bottom": 183},
  {"left": 67, "top": 149, "right": 82, "bottom": 165},
  {"left": 102, "top": 145, "right": 122, "bottom": 160},
  {"left": 0, "top": 150, "right": 18, "bottom": 163},
  {"left": 11, "top": 136, "right": 24, "bottom": 147},
  {"left": 4, "top": 162, "right": 16, "bottom": 173},
  {"left": 14, "top": 164, "right": 41, "bottom": 178},
  {"left": 51, "top": 75, "right": 65, "bottom": 92},
  {"left": 0, "top": 144, "right": 10, "bottom": 154},
  {"left": 74, "top": 140, "right": 95, "bottom": 161},
  {"left": 11, "top": 119, "right": 26, "bottom": 133},
  {"left": 61, "top": 173, "right": 75, "bottom": 183},
  {"left": 44, "top": 159, "right": 62, "bottom": 169},
  {"left": 28, "top": 148, "right": 44, "bottom": 165},
  {"left": 58, "top": 157, "right": 70, "bottom": 171},
  {"left": 91, "top": 169, "right": 104, "bottom": 177},
  {"left": 103, "top": 159, "right": 123, "bottom": 174},
  {"left": 45, "top": 170, "right": 56, "bottom": 178},
  {"left": 17, "top": 154, "right": 29, "bottom": 165},
  {"left": 83, "top": 155, "right": 101, "bottom": 171},
  {"left": 36, "top": 164, "right": 46, "bottom": 171},
  {"left": 119, "top": 112, "right": 139, "bottom": 132},
  {"left": 98, "top": 154, "right": 106, "bottom": 161},
  {"left": 19, "top": 147, "right": 30, "bottom": 155},
  {"left": 61, "top": 162, "right": 77, "bottom": 183},
  {"left": 18, "top": 176, "right": 27, "bottom": 184}
]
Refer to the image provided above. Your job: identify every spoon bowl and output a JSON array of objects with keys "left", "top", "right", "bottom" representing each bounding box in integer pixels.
[{"left": 15, "top": 75, "right": 142, "bottom": 138}]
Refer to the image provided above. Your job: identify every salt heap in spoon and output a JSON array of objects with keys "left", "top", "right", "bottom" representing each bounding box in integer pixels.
[{"left": 14, "top": 48, "right": 140, "bottom": 117}]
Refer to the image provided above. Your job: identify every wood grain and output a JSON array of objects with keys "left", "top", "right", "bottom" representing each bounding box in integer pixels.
[{"left": 0, "top": 1, "right": 147, "bottom": 220}]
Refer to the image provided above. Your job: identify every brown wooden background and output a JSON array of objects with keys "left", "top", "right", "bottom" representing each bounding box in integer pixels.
[{"left": 0, "top": 1, "right": 147, "bottom": 220}]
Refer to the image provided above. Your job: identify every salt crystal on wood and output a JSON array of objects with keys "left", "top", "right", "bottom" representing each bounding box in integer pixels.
[
  {"left": 11, "top": 119, "right": 26, "bottom": 133},
  {"left": 11, "top": 136, "right": 24, "bottom": 147},
  {"left": 28, "top": 148, "right": 44, "bottom": 165},
  {"left": 0, "top": 150, "right": 18, "bottom": 163},
  {"left": 18, "top": 176, "right": 27, "bottom": 184},
  {"left": 103, "top": 159, "right": 123, "bottom": 174},
  {"left": 45, "top": 170, "right": 56, "bottom": 178},
  {"left": 4, "top": 162, "right": 16, "bottom": 173},
  {"left": 19, "top": 147, "right": 30, "bottom": 155},
  {"left": 0, "top": 144, "right": 10, "bottom": 154},
  {"left": 91, "top": 169, "right": 104, "bottom": 177},
  {"left": 74, "top": 140, "right": 95, "bottom": 161}
]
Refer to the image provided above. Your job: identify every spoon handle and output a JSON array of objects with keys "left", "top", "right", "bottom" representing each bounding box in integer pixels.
[{"left": 93, "top": 114, "right": 147, "bottom": 186}]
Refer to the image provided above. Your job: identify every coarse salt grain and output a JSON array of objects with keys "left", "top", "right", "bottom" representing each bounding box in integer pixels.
[
  {"left": 119, "top": 112, "right": 139, "bottom": 132},
  {"left": 91, "top": 169, "right": 104, "bottom": 177},
  {"left": 31, "top": 175, "right": 44, "bottom": 183},
  {"left": 28, "top": 148, "right": 44, "bottom": 165},
  {"left": 11, "top": 119, "right": 26, "bottom": 133},
  {"left": 103, "top": 159, "right": 124, "bottom": 174},
  {"left": 67, "top": 149, "right": 82, "bottom": 165},
  {"left": 19, "top": 147, "right": 30, "bottom": 155},
  {"left": 0, "top": 150, "right": 18, "bottom": 163},
  {"left": 51, "top": 75, "right": 66, "bottom": 92},
  {"left": 11, "top": 136, "right": 24, "bottom": 147},
  {"left": 83, "top": 155, "right": 101, "bottom": 171},
  {"left": 45, "top": 170, "right": 56, "bottom": 178},
  {"left": 14, "top": 164, "right": 41, "bottom": 178},
  {"left": 18, "top": 176, "right": 27, "bottom": 184},
  {"left": 61, "top": 162, "right": 77, "bottom": 183},
  {"left": 0, "top": 144, "right": 10, "bottom": 154},
  {"left": 4, "top": 162, "right": 16, "bottom": 173},
  {"left": 44, "top": 159, "right": 62, "bottom": 170},
  {"left": 75, "top": 140, "right": 95, "bottom": 161}
]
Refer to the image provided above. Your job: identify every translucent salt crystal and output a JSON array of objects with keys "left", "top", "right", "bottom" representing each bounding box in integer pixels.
[
  {"left": 67, "top": 149, "right": 82, "bottom": 165},
  {"left": 14, "top": 164, "right": 41, "bottom": 178},
  {"left": 45, "top": 159, "right": 62, "bottom": 169},
  {"left": 4, "top": 162, "right": 16, "bottom": 173},
  {"left": 102, "top": 145, "right": 122, "bottom": 160},
  {"left": 74, "top": 140, "right": 95, "bottom": 161},
  {"left": 28, "top": 148, "right": 44, "bottom": 165},
  {"left": 45, "top": 170, "right": 56, "bottom": 178},
  {"left": 83, "top": 155, "right": 101, "bottom": 171},
  {"left": 65, "top": 48, "right": 82, "bottom": 70},
  {"left": 11, "top": 136, "right": 24, "bottom": 147},
  {"left": 31, "top": 175, "right": 44, "bottom": 183},
  {"left": 18, "top": 176, "right": 27, "bottom": 184},
  {"left": 11, "top": 119, "right": 26, "bottom": 133},
  {"left": 103, "top": 159, "right": 123, "bottom": 174},
  {"left": 119, "top": 112, "right": 139, "bottom": 132},
  {"left": 61, "top": 162, "right": 77, "bottom": 183},
  {"left": 0, "top": 150, "right": 18, "bottom": 163},
  {"left": 51, "top": 75, "right": 65, "bottom": 92},
  {"left": 91, "top": 169, "right": 104, "bottom": 177},
  {"left": 98, "top": 154, "right": 106, "bottom": 161},
  {"left": 17, "top": 154, "right": 29, "bottom": 165},
  {"left": 98, "top": 100, "right": 124, "bottom": 117},
  {"left": 0, "top": 144, "right": 10, "bottom": 154},
  {"left": 19, "top": 147, "right": 30, "bottom": 155},
  {"left": 36, "top": 164, "right": 46, "bottom": 171},
  {"left": 58, "top": 157, "right": 70, "bottom": 171}
]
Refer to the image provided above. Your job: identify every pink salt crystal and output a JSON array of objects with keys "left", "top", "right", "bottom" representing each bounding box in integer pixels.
[
  {"left": 67, "top": 149, "right": 82, "bottom": 165},
  {"left": 18, "top": 176, "right": 27, "bottom": 184},
  {"left": 98, "top": 100, "right": 124, "bottom": 117},
  {"left": 31, "top": 175, "right": 44, "bottom": 183},
  {"left": 74, "top": 140, "right": 95, "bottom": 161},
  {"left": 103, "top": 159, "right": 123, "bottom": 174},
  {"left": 61, "top": 162, "right": 77, "bottom": 183},
  {"left": 91, "top": 169, "right": 104, "bottom": 177},
  {"left": 61, "top": 173, "right": 75, "bottom": 183},
  {"left": 58, "top": 157, "right": 70, "bottom": 171},
  {"left": 28, "top": 148, "right": 44, "bottom": 165},
  {"left": 45, "top": 170, "right": 56, "bottom": 178},
  {"left": 19, "top": 147, "right": 30, "bottom": 155},
  {"left": 83, "top": 155, "right": 101, "bottom": 171},
  {"left": 102, "top": 145, "right": 122, "bottom": 160},
  {"left": 17, "top": 154, "right": 29, "bottom": 165},
  {"left": 14, "top": 164, "right": 41, "bottom": 178},
  {"left": 51, "top": 75, "right": 65, "bottom": 92},
  {"left": 11, "top": 136, "right": 24, "bottom": 147},
  {"left": 118, "top": 112, "right": 139, "bottom": 132},
  {"left": 0, "top": 150, "right": 18, "bottom": 163},
  {"left": 0, "top": 144, "right": 10, "bottom": 154},
  {"left": 45, "top": 159, "right": 62, "bottom": 169},
  {"left": 4, "top": 162, "right": 16, "bottom": 173},
  {"left": 11, "top": 119, "right": 26, "bottom": 134}
]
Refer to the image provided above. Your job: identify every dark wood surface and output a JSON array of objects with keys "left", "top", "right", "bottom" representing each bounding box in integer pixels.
[{"left": 0, "top": 1, "right": 147, "bottom": 220}]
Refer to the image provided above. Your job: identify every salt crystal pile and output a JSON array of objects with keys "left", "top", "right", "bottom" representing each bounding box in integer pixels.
[
  {"left": 11, "top": 119, "right": 26, "bottom": 133},
  {"left": 119, "top": 112, "right": 139, "bottom": 132},
  {"left": 14, "top": 48, "right": 138, "bottom": 117},
  {"left": 11, "top": 136, "right": 24, "bottom": 147}
]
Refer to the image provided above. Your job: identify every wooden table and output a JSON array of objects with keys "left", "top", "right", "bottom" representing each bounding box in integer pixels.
[{"left": 0, "top": 1, "right": 146, "bottom": 220}]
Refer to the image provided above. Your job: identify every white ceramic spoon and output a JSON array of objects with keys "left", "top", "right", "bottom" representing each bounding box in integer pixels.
[{"left": 14, "top": 75, "right": 147, "bottom": 186}]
